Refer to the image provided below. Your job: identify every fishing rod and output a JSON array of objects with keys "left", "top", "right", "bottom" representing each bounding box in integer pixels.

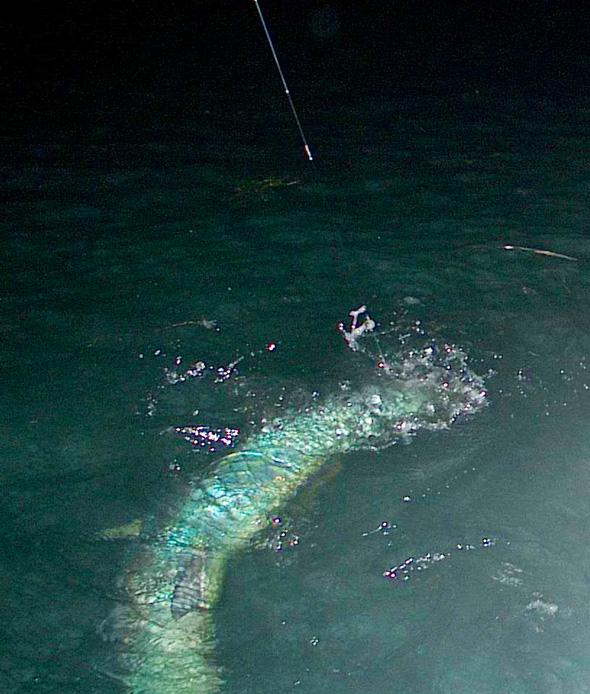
[{"left": 253, "top": 0, "right": 314, "bottom": 161}]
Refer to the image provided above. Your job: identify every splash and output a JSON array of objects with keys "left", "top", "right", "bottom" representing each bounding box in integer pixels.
[{"left": 333, "top": 306, "right": 487, "bottom": 447}]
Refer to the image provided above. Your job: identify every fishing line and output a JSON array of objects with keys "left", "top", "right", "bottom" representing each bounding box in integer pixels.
[{"left": 253, "top": 0, "right": 314, "bottom": 161}]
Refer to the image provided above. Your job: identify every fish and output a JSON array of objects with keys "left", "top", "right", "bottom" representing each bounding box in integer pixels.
[{"left": 119, "top": 321, "right": 487, "bottom": 693}]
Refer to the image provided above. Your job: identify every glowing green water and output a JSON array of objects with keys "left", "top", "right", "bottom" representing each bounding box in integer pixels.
[{"left": 2, "top": 83, "right": 590, "bottom": 693}]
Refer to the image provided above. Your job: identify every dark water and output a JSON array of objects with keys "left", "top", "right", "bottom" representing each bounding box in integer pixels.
[{"left": 3, "top": 52, "right": 590, "bottom": 693}]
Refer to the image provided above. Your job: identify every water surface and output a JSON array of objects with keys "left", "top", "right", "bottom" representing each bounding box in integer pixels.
[{"left": 2, "top": 72, "right": 590, "bottom": 693}]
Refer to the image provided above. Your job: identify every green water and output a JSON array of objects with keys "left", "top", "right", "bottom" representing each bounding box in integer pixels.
[{"left": 2, "top": 82, "right": 590, "bottom": 693}]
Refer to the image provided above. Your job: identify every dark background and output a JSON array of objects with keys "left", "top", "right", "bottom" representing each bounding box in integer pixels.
[{"left": 3, "top": 1, "right": 589, "bottom": 129}]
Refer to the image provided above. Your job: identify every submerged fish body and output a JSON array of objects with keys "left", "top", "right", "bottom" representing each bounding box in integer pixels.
[{"left": 121, "top": 348, "right": 486, "bottom": 692}]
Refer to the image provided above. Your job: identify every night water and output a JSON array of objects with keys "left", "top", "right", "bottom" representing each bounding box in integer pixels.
[{"left": 2, "top": 10, "right": 590, "bottom": 692}]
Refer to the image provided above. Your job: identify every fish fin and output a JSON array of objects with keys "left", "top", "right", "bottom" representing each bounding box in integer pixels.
[
  {"left": 171, "top": 550, "right": 209, "bottom": 619},
  {"left": 97, "top": 519, "right": 143, "bottom": 540}
]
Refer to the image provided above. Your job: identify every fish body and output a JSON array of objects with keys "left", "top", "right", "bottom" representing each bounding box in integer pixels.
[{"left": 120, "top": 357, "right": 486, "bottom": 692}]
